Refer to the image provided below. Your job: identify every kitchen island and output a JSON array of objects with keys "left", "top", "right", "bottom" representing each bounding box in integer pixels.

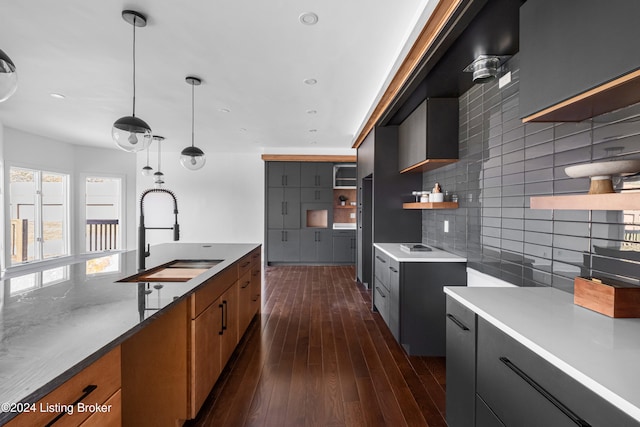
[
  {"left": 0, "top": 243, "right": 261, "bottom": 426},
  {"left": 445, "top": 286, "right": 640, "bottom": 426}
]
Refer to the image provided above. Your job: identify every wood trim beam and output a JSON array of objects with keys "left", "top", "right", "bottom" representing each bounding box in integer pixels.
[
  {"left": 261, "top": 154, "right": 356, "bottom": 162},
  {"left": 351, "top": 0, "right": 463, "bottom": 149}
]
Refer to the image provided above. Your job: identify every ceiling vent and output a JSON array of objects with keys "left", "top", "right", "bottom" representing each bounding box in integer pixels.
[{"left": 463, "top": 55, "right": 511, "bottom": 83}]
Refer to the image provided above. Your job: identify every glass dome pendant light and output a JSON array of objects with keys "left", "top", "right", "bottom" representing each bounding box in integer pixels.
[
  {"left": 0, "top": 48, "right": 18, "bottom": 102},
  {"left": 180, "top": 76, "right": 206, "bottom": 171},
  {"left": 141, "top": 142, "right": 153, "bottom": 176},
  {"left": 112, "top": 10, "right": 152, "bottom": 152},
  {"left": 153, "top": 135, "right": 165, "bottom": 187}
]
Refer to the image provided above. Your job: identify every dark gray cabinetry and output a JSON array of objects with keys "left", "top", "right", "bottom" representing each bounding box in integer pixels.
[
  {"left": 373, "top": 247, "right": 466, "bottom": 355},
  {"left": 267, "top": 229, "right": 300, "bottom": 262},
  {"left": 300, "top": 229, "right": 333, "bottom": 263},
  {"left": 333, "top": 230, "right": 356, "bottom": 263},
  {"left": 300, "top": 162, "right": 333, "bottom": 188},
  {"left": 446, "top": 296, "right": 477, "bottom": 427},
  {"left": 476, "top": 318, "right": 637, "bottom": 427},
  {"left": 267, "top": 187, "right": 300, "bottom": 229},
  {"left": 267, "top": 162, "right": 301, "bottom": 187},
  {"left": 476, "top": 395, "right": 505, "bottom": 427},
  {"left": 397, "top": 98, "right": 458, "bottom": 172},
  {"left": 356, "top": 127, "right": 422, "bottom": 288},
  {"left": 300, "top": 188, "right": 333, "bottom": 203},
  {"left": 519, "top": 0, "right": 640, "bottom": 120}
]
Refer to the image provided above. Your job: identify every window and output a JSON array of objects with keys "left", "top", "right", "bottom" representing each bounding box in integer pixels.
[
  {"left": 9, "top": 167, "right": 69, "bottom": 265},
  {"left": 85, "top": 176, "right": 122, "bottom": 252}
]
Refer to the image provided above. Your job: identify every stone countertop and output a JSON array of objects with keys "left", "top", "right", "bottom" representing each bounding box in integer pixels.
[
  {"left": 374, "top": 243, "right": 467, "bottom": 263},
  {"left": 444, "top": 286, "right": 640, "bottom": 422},
  {"left": 0, "top": 243, "right": 259, "bottom": 423}
]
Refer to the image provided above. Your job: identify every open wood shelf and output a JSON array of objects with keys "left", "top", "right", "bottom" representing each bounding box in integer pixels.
[
  {"left": 400, "top": 159, "right": 458, "bottom": 174},
  {"left": 335, "top": 205, "right": 356, "bottom": 209},
  {"left": 530, "top": 192, "right": 640, "bottom": 210},
  {"left": 403, "top": 202, "right": 459, "bottom": 209}
]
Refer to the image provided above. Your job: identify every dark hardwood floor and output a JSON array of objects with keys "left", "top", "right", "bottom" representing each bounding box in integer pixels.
[{"left": 186, "top": 265, "right": 447, "bottom": 426}]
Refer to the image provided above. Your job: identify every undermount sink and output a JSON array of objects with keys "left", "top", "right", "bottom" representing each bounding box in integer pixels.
[{"left": 118, "top": 259, "right": 223, "bottom": 283}]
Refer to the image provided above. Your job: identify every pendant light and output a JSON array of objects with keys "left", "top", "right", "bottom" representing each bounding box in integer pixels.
[
  {"left": 141, "top": 142, "right": 153, "bottom": 176},
  {"left": 112, "top": 10, "right": 152, "bottom": 152},
  {"left": 180, "top": 76, "right": 206, "bottom": 170},
  {"left": 0, "top": 48, "right": 18, "bottom": 102},
  {"left": 153, "top": 135, "right": 165, "bottom": 187}
]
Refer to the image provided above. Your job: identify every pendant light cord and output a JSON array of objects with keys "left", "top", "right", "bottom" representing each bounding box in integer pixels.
[
  {"left": 191, "top": 82, "right": 195, "bottom": 148},
  {"left": 157, "top": 138, "right": 162, "bottom": 171},
  {"left": 132, "top": 16, "right": 137, "bottom": 117}
]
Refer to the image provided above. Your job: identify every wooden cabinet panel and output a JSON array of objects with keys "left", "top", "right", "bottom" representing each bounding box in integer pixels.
[
  {"left": 190, "top": 298, "right": 223, "bottom": 417},
  {"left": 220, "top": 283, "right": 239, "bottom": 367},
  {"left": 190, "top": 266, "right": 238, "bottom": 318},
  {"left": 6, "top": 347, "right": 121, "bottom": 427},
  {"left": 237, "top": 269, "right": 253, "bottom": 336},
  {"left": 122, "top": 301, "right": 189, "bottom": 426},
  {"left": 79, "top": 389, "right": 122, "bottom": 427}
]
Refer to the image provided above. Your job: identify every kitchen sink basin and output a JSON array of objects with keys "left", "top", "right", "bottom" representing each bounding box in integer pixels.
[{"left": 118, "top": 259, "right": 223, "bottom": 283}]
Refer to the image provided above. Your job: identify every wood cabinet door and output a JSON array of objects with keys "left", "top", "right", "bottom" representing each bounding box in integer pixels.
[
  {"left": 238, "top": 270, "right": 253, "bottom": 336},
  {"left": 220, "top": 283, "right": 239, "bottom": 367},
  {"left": 190, "top": 301, "right": 223, "bottom": 417},
  {"left": 250, "top": 263, "right": 261, "bottom": 316}
]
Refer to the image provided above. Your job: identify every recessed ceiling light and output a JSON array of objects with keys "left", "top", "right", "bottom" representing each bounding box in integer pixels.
[
  {"left": 310, "top": 141, "right": 318, "bottom": 145},
  {"left": 50, "top": 93, "right": 65, "bottom": 99},
  {"left": 219, "top": 108, "right": 230, "bottom": 113},
  {"left": 303, "top": 78, "right": 317, "bottom": 85},
  {"left": 306, "top": 109, "right": 317, "bottom": 114},
  {"left": 299, "top": 12, "right": 319, "bottom": 25},
  {"left": 309, "top": 129, "right": 317, "bottom": 133},
  {"left": 240, "top": 127, "right": 247, "bottom": 132}
]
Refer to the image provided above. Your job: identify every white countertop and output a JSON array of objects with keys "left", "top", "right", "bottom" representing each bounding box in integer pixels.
[
  {"left": 374, "top": 243, "right": 467, "bottom": 263},
  {"left": 444, "top": 286, "right": 640, "bottom": 422}
]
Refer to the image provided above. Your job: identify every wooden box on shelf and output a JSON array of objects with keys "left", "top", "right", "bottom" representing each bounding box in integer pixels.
[{"left": 574, "top": 276, "right": 640, "bottom": 318}]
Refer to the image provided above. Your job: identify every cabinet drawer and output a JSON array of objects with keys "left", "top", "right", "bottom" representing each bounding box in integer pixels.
[
  {"left": 250, "top": 247, "right": 261, "bottom": 266},
  {"left": 6, "top": 347, "right": 121, "bottom": 427},
  {"left": 477, "top": 318, "right": 636, "bottom": 427},
  {"left": 237, "top": 253, "right": 253, "bottom": 278},
  {"left": 374, "top": 249, "right": 390, "bottom": 284},
  {"left": 374, "top": 278, "right": 389, "bottom": 324},
  {"left": 78, "top": 389, "right": 121, "bottom": 427},
  {"left": 190, "top": 266, "right": 238, "bottom": 318},
  {"left": 476, "top": 394, "right": 505, "bottom": 427}
]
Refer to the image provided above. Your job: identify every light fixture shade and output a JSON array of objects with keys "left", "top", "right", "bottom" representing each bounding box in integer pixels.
[
  {"left": 141, "top": 165, "right": 153, "bottom": 176},
  {"left": 0, "top": 48, "right": 18, "bottom": 102},
  {"left": 180, "top": 146, "right": 206, "bottom": 170},
  {"left": 112, "top": 115, "right": 152, "bottom": 152}
]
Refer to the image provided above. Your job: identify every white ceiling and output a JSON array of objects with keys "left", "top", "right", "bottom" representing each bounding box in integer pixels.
[{"left": 0, "top": 1, "right": 434, "bottom": 154}]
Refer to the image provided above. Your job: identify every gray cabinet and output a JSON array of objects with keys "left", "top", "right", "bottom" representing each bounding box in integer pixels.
[
  {"left": 267, "top": 162, "right": 301, "bottom": 187},
  {"left": 267, "top": 187, "right": 300, "bottom": 229},
  {"left": 520, "top": 0, "right": 640, "bottom": 120},
  {"left": 333, "top": 231, "right": 356, "bottom": 263},
  {"left": 446, "top": 296, "right": 477, "bottom": 427},
  {"left": 300, "top": 188, "right": 333, "bottom": 203},
  {"left": 373, "top": 247, "right": 466, "bottom": 355},
  {"left": 300, "top": 229, "right": 332, "bottom": 262},
  {"left": 476, "top": 395, "right": 505, "bottom": 427},
  {"left": 475, "top": 318, "right": 637, "bottom": 427},
  {"left": 267, "top": 229, "right": 300, "bottom": 262},
  {"left": 397, "top": 98, "right": 458, "bottom": 172},
  {"left": 300, "top": 162, "right": 333, "bottom": 188}
]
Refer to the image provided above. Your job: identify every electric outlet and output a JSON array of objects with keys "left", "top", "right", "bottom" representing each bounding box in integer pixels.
[
  {"left": 444, "top": 220, "right": 449, "bottom": 233},
  {"left": 499, "top": 71, "right": 512, "bottom": 88},
  {"left": 350, "top": 213, "right": 356, "bottom": 219}
]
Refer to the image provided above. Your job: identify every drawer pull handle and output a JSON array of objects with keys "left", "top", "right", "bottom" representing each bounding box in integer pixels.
[
  {"left": 376, "top": 287, "right": 386, "bottom": 298},
  {"left": 446, "top": 314, "right": 469, "bottom": 331},
  {"left": 241, "top": 261, "right": 251, "bottom": 268},
  {"left": 241, "top": 280, "right": 251, "bottom": 289},
  {"left": 45, "top": 384, "right": 98, "bottom": 426},
  {"left": 389, "top": 266, "right": 398, "bottom": 273},
  {"left": 499, "top": 357, "right": 590, "bottom": 427},
  {"left": 375, "top": 256, "right": 386, "bottom": 263}
]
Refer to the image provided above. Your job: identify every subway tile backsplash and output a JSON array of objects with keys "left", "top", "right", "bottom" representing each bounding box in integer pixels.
[{"left": 422, "top": 55, "right": 640, "bottom": 291}]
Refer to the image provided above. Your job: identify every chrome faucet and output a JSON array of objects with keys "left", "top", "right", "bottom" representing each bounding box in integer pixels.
[{"left": 138, "top": 188, "right": 179, "bottom": 271}]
